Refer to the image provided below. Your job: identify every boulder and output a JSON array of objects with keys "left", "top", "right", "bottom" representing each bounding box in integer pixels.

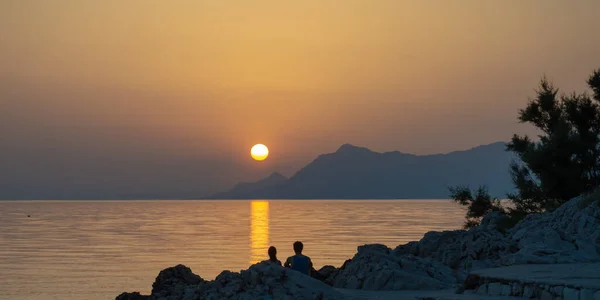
[
  {"left": 317, "top": 265, "right": 337, "bottom": 279},
  {"left": 563, "top": 287, "right": 580, "bottom": 300},
  {"left": 329, "top": 196, "right": 600, "bottom": 291},
  {"left": 115, "top": 292, "right": 150, "bottom": 300},
  {"left": 118, "top": 262, "right": 345, "bottom": 300},
  {"left": 331, "top": 244, "right": 457, "bottom": 290},
  {"left": 151, "top": 264, "right": 204, "bottom": 299},
  {"left": 505, "top": 196, "right": 600, "bottom": 264},
  {"left": 202, "top": 262, "right": 345, "bottom": 299},
  {"left": 479, "top": 211, "right": 507, "bottom": 229},
  {"left": 461, "top": 274, "right": 481, "bottom": 291},
  {"left": 317, "top": 265, "right": 338, "bottom": 285},
  {"left": 393, "top": 224, "right": 516, "bottom": 274}
]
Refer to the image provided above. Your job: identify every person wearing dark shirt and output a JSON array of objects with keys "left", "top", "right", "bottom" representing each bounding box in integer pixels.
[{"left": 284, "top": 241, "right": 312, "bottom": 275}]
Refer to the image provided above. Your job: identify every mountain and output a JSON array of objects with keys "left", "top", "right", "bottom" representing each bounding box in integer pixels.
[
  {"left": 208, "top": 142, "right": 516, "bottom": 199},
  {"left": 208, "top": 172, "right": 288, "bottom": 199}
]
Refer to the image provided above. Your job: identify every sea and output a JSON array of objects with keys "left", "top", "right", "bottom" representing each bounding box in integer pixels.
[{"left": 0, "top": 200, "right": 466, "bottom": 300}]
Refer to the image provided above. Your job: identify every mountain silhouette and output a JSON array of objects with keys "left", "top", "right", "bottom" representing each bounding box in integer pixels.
[
  {"left": 208, "top": 142, "right": 515, "bottom": 199},
  {"left": 209, "top": 172, "right": 288, "bottom": 199}
]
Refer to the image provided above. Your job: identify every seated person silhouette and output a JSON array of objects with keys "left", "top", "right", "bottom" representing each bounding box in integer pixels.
[
  {"left": 284, "top": 241, "right": 312, "bottom": 275},
  {"left": 267, "top": 246, "right": 282, "bottom": 266}
]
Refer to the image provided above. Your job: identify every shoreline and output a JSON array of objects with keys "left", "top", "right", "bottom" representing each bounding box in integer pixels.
[{"left": 116, "top": 196, "right": 600, "bottom": 299}]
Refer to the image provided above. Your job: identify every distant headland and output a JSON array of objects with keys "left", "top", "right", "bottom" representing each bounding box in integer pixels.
[{"left": 205, "top": 142, "right": 515, "bottom": 200}]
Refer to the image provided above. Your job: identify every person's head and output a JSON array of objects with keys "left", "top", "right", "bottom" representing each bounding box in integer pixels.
[
  {"left": 268, "top": 246, "right": 277, "bottom": 260},
  {"left": 293, "top": 241, "right": 303, "bottom": 254}
]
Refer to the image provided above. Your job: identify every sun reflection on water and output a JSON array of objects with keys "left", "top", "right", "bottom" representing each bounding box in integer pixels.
[{"left": 250, "top": 201, "right": 269, "bottom": 264}]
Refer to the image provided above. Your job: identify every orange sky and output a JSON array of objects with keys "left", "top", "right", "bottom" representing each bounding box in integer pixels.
[{"left": 2, "top": 1, "right": 600, "bottom": 197}]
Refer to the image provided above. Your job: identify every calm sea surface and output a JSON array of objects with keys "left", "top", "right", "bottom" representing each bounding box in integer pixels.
[{"left": 0, "top": 200, "right": 465, "bottom": 300}]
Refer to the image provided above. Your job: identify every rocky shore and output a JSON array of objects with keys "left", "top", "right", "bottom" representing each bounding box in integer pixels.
[{"left": 117, "top": 195, "right": 600, "bottom": 299}]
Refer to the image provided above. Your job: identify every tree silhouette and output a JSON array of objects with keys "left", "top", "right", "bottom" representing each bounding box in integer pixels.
[
  {"left": 451, "top": 68, "right": 600, "bottom": 227},
  {"left": 507, "top": 69, "right": 600, "bottom": 213},
  {"left": 449, "top": 185, "right": 504, "bottom": 229}
]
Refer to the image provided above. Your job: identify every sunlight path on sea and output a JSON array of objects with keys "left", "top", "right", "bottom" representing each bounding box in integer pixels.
[{"left": 250, "top": 201, "right": 269, "bottom": 264}]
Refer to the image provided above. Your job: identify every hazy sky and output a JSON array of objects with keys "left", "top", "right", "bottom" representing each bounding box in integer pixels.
[{"left": 2, "top": 1, "right": 600, "bottom": 198}]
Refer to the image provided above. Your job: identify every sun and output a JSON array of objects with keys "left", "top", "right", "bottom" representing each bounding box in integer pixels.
[{"left": 251, "top": 144, "right": 269, "bottom": 161}]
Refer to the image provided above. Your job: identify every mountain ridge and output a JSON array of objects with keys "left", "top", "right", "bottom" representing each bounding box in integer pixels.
[{"left": 207, "top": 142, "right": 515, "bottom": 199}]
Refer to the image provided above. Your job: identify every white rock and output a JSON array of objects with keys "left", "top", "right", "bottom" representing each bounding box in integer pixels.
[
  {"left": 564, "top": 287, "right": 580, "bottom": 300},
  {"left": 370, "top": 270, "right": 392, "bottom": 290},
  {"left": 552, "top": 285, "right": 565, "bottom": 296},
  {"left": 511, "top": 282, "right": 523, "bottom": 296},
  {"left": 540, "top": 290, "right": 553, "bottom": 300},
  {"left": 476, "top": 284, "right": 488, "bottom": 295},
  {"left": 501, "top": 284, "right": 512, "bottom": 296},
  {"left": 523, "top": 285, "right": 535, "bottom": 298},
  {"left": 580, "top": 289, "right": 595, "bottom": 300},
  {"left": 330, "top": 196, "right": 600, "bottom": 292},
  {"left": 345, "top": 275, "right": 362, "bottom": 289},
  {"left": 333, "top": 244, "right": 454, "bottom": 290},
  {"left": 508, "top": 197, "right": 600, "bottom": 265},
  {"left": 487, "top": 282, "right": 503, "bottom": 296}
]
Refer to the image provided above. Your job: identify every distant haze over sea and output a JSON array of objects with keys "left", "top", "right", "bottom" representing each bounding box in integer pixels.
[{"left": 1, "top": 142, "right": 514, "bottom": 200}]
